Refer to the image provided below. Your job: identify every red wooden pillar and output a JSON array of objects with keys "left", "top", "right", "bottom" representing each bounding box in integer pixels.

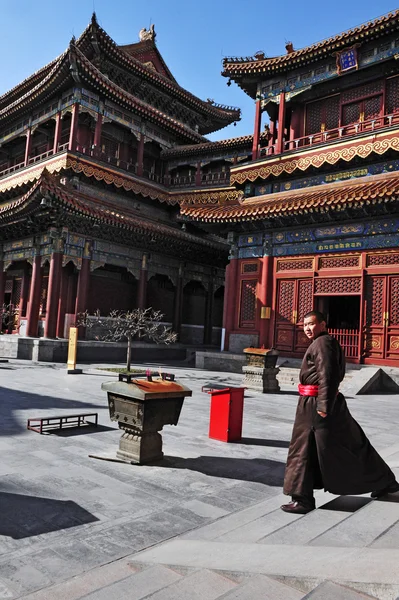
[
  {"left": 0, "top": 260, "right": 5, "bottom": 309},
  {"left": 53, "top": 112, "right": 62, "bottom": 154},
  {"left": 56, "top": 266, "right": 68, "bottom": 338},
  {"left": 137, "top": 253, "right": 148, "bottom": 309},
  {"left": 24, "top": 128, "right": 32, "bottom": 166},
  {"left": 258, "top": 255, "right": 274, "bottom": 348},
  {"left": 137, "top": 132, "right": 145, "bottom": 177},
  {"left": 203, "top": 276, "right": 214, "bottom": 345},
  {"left": 268, "top": 120, "right": 276, "bottom": 149},
  {"left": 19, "top": 264, "right": 30, "bottom": 318},
  {"left": 195, "top": 162, "right": 202, "bottom": 186},
  {"left": 172, "top": 264, "right": 183, "bottom": 338},
  {"left": 26, "top": 255, "right": 43, "bottom": 337},
  {"left": 223, "top": 257, "right": 239, "bottom": 351},
  {"left": 93, "top": 113, "right": 103, "bottom": 149},
  {"left": 289, "top": 106, "right": 301, "bottom": 148},
  {"left": 252, "top": 99, "right": 262, "bottom": 160},
  {"left": 68, "top": 103, "right": 79, "bottom": 151},
  {"left": 75, "top": 258, "right": 90, "bottom": 317},
  {"left": 276, "top": 92, "right": 286, "bottom": 154},
  {"left": 44, "top": 252, "right": 63, "bottom": 338}
]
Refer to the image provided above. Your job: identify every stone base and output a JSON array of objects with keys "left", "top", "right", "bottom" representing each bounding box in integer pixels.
[
  {"left": 243, "top": 366, "right": 280, "bottom": 393},
  {"left": 117, "top": 429, "right": 164, "bottom": 464}
]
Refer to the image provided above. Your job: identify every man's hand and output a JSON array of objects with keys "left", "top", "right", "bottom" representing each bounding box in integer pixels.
[{"left": 317, "top": 411, "right": 327, "bottom": 418}]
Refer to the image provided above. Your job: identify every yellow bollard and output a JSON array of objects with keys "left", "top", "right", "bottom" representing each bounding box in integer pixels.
[{"left": 67, "top": 326, "right": 82, "bottom": 374}]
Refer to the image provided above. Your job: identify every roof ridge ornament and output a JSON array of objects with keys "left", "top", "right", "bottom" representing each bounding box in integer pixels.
[{"left": 139, "top": 23, "right": 156, "bottom": 42}]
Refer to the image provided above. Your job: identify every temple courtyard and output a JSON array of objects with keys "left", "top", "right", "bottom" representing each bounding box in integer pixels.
[{"left": 0, "top": 359, "right": 398, "bottom": 599}]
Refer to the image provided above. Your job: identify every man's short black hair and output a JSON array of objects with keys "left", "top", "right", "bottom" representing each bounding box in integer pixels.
[{"left": 304, "top": 310, "right": 327, "bottom": 323}]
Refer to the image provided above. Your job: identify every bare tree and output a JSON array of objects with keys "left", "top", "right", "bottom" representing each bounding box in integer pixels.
[
  {"left": 76, "top": 308, "right": 177, "bottom": 372},
  {"left": 1, "top": 304, "right": 19, "bottom": 334}
]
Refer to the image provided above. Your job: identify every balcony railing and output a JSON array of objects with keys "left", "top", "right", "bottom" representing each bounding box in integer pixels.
[
  {"left": 259, "top": 111, "right": 399, "bottom": 158},
  {"left": 0, "top": 143, "right": 231, "bottom": 190}
]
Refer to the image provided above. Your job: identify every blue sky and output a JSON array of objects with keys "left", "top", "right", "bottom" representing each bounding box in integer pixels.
[{"left": 1, "top": 1, "right": 398, "bottom": 140}]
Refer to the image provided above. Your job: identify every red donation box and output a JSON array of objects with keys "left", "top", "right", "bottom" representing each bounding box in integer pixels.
[{"left": 207, "top": 387, "right": 245, "bottom": 442}]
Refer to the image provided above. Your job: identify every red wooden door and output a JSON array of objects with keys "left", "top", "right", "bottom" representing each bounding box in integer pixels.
[
  {"left": 342, "top": 94, "right": 383, "bottom": 132},
  {"left": 275, "top": 278, "right": 313, "bottom": 354},
  {"left": 364, "top": 275, "right": 399, "bottom": 362}
]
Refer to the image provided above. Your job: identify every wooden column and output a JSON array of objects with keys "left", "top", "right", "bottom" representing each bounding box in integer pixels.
[
  {"left": 0, "top": 260, "right": 5, "bottom": 309},
  {"left": 137, "top": 253, "right": 148, "bottom": 309},
  {"left": 75, "top": 257, "right": 91, "bottom": 338},
  {"left": 268, "top": 119, "right": 276, "bottom": 148},
  {"left": 289, "top": 106, "right": 301, "bottom": 148},
  {"left": 172, "top": 264, "right": 184, "bottom": 339},
  {"left": 24, "top": 128, "right": 32, "bottom": 166},
  {"left": 26, "top": 255, "right": 43, "bottom": 337},
  {"left": 276, "top": 92, "right": 286, "bottom": 154},
  {"left": 44, "top": 252, "right": 63, "bottom": 338},
  {"left": 137, "top": 132, "right": 145, "bottom": 177},
  {"left": 56, "top": 266, "right": 68, "bottom": 338},
  {"left": 252, "top": 99, "right": 262, "bottom": 160},
  {"left": 93, "top": 113, "right": 103, "bottom": 149},
  {"left": 68, "top": 103, "right": 79, "bottom": 151},
  {"left": 258, "top": 255, "right": 274, "bottom": 348},
  {"left": 195, "top": 162, "right": 202, "bottom": 186},
  {"left": 203, "top": 276, "right": 214, "bottom": 345},
  {"left": 19, "top": 264, "right": 30, "bottom": 318},
  {"left": 223, "top": 257, "right": 239, "bottom": 351},
  {"left": 53, "top": 112, "right": 62, "bottom": 154}
]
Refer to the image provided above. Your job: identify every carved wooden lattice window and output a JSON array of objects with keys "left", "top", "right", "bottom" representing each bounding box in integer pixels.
[
  {"left": 368, "top": 253, "right": 399, "bottom": 266},
  {"left": 11, "top": 278, "right": 22, "bottom": 307},
  {"left": 314, "top": 277, "right": 361, "bottom": 295},
  {"left": 276, "top": 280, "right": 295, "bottom": 322},
  {"left": 297, "top": 280, "right": 313, "bottom": 323},
  {"left": 386, "top": 76, "right": 399, "bottom": 115},
  {"left": 305, "top": 95, "right": 339, "bottom": 135},
  {"left": 365, "top": 277, "right": 384, "bottom": 326},
  {"left": 319, "top": 256, "right": 360, "bottom": 269},
  {"left": 242, "top": 262, "right": 258, "bottom": 273},
  {"left": 390, "top": 277, "right": 399, "bottom": 326},
  {"left": 239, "top": 280, "right": 257, "bottom": 328},
  {"left": 341, "top": 80, "right": 384, "bottom": 103}
]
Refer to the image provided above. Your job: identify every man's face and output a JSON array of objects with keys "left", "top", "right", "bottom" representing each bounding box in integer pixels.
[{"left": 303, "top": 315, "right": 326, "bottom": 340}]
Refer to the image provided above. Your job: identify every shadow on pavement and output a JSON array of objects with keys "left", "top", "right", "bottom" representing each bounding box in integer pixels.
[
  {"left": 0, "top": 491, "right": 99, "bottom": 538},
  {"left": 158, "top": 455, "right": 285, "bottom": 486},
  {"left": 50, "top": 424, "right": 116, "bottom": 437},
  {"left": 319, "top": 496, "right": 372, "bottom": 512},
  {"left": 0, "top": 385, "right": 104, "bottom": 437},
  {"left": 236, "top": 437, "right": 290, "bottom": 448}
]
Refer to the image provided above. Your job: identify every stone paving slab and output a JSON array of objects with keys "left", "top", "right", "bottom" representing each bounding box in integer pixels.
[{"left": 0, "top": 359, "right": 398, "bottom": 599}]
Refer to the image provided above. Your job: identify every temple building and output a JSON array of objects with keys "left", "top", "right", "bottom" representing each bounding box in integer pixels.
[
  {"left": 182, "top": 9, "right": 399, "bottom": 366},
  {"left": 0, "top": 15, "right": 242, "bottom": 350}
]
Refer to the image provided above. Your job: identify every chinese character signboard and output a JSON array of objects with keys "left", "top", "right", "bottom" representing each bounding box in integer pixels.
[{"left": 335, "top": 45, "right": 359, "bottom": 75}]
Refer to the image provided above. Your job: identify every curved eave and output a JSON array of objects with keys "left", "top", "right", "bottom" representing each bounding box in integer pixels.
[
  {"left": 74, "top": 47, "right": 207, "bottom": 144},
  {"left": 222, "top": 9, "right": 399, "bottom": 78},
  {"left": 162, "top": 132, "right": 269, "bottom": 159},
  {"left": 0, "top": 172, "right": 227, "bottom": 253},
  {"left": 0, "top": 51, "right": 70, "bottom": 124},
  {"left": 181, "top": 172, "right": 399, "bottom": 223},
  {"left": 88, "top": 23, "right": 240, "bottom": 125}
]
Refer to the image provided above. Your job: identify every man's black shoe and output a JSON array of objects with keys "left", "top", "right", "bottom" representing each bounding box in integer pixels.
[
  {"left": 371, "top": 480, "right": 399, "bottom": 499},
  {"left": 280, "top": 501, "right": 315, "bottom": 514}
]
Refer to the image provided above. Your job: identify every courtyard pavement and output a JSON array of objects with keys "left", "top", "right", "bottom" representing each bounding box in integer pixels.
[{"left": 0, "top": 358, "right": 398, "bottom": 599}]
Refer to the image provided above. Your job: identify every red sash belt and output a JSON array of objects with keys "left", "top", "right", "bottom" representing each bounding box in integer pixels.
[{"left": 298, "top": 384, "right": 319, "bottom": 397}]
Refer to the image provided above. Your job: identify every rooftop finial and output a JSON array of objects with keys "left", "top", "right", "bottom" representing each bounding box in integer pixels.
[
  {"left": 91, "top": 11, "right": 98, "bottom": 26},
  {"left": 139, "top": 23, "right": 156, "bottom": 42},
  {"left": 285, "top": 41, "right": 295, "bottom": 54},
  {"left": 70, "top": 35, "right": 76, "bottom": 46}
]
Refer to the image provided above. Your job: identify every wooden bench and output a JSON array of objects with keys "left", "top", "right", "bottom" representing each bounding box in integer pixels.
[{"left": 27, "top": 413, "right": 98, "bottom": 434}]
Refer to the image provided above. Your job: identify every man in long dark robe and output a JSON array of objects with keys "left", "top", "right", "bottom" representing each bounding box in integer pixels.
[{"left": 281, "top": 310, "right": 399, "bottom": 514}]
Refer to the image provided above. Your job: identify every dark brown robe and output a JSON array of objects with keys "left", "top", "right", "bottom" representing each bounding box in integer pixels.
[{"left": 283, "top": 331, "right": 395, "bottom": 497}]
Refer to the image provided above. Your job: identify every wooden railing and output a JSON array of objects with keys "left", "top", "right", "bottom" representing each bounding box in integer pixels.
[
  {"left": 259, "top": 111, "right": 399, "bottom": 158},
  {"left": 329, "top": 328, "right": 360, "bottom": 359}
]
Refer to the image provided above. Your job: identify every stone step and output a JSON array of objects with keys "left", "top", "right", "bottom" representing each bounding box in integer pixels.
[
  {"left": 302, "top": 580, "right": 377, "bottom": 599},
  {"left": 141, "top": 568, "right": 237, "bottom": 599},
  {"left": 67, "top": 564, "right": 184, "bottom": 600},
  {"left": 216, "top": 573, "right": 303, "bottom": 599}
]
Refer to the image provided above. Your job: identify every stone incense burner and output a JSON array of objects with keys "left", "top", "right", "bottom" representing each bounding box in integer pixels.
[{"left": 101, "top": 372, "right": 192, "bottom": 464}]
